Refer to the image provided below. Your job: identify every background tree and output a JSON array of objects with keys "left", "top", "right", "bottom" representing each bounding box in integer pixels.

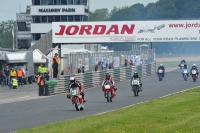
[{"left": 0, "top": 20, "right": 15, "bottom": 48}]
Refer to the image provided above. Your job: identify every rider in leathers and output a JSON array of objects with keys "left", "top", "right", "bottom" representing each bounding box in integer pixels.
[
  {"left": 67, "top": 77, "right": 86, "bottom": 102},
  {"left": 180, "top": 59, "right": 186, "bottom": 65},
  {"left": 102, "top": 73, "right": 117, "bottom": 98},
  {"left": 190, "top": 64, "right": 199, "bottom": 78},
  {"left": 131, "top": 72, "right": 142, "bottom": 91},
  {"left": 157, "top": 64, "right": 165, "bottom": 77}
]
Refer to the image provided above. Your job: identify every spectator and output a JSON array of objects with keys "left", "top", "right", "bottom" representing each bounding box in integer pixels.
[
  {"left": 95, "top": 65, "right": 98, "bottom": 72},
  {"left": 124, "top": 59, "right": 128, "bottom": 67},
  {"left": 77, "top": 67, "right": 81, "bottom": 73},
  {"left": 17, "top": 67, "right": 24, "bottom": 86},
  {"left": 4, "top": 66, "right": 10, "bottom": 86},
  {"left": 38, "top": 64, "right": 43, "bottom": 74},
  {"left": 130, "top": 60, "right": 133, "bottom": 67},
  {"left": 52, "top": 53, "right": 59, "bottom": 78},
  {"left": 1, "top": 68, "right": 6, "bottom": 87},
  {"left": 10, "top": 68, "right": 17, "bottom": 82},
  {"left": 81, "top": 66, "right": 85, "bottom": 73},
  {"left": 39, "top": 75, "right": 45, "bottom": 96}
]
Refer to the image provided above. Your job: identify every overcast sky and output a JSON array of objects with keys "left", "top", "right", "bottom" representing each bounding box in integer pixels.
[{"left": 0, "top": 0, "right": 157, "bottom": 22}]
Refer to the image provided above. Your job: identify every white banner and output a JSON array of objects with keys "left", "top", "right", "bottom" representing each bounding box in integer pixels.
[{"left": 52, "top": 20, "right": 200, "bottom": 43}]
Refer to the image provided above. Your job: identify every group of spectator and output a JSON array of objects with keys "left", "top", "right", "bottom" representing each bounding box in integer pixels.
[{"left": 1, "top": 66, "right": 24, "bottom": 87}]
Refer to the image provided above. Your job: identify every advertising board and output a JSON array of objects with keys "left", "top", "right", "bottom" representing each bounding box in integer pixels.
[{"left": 52, "top": 20, "right": 200, "bottom": 43}]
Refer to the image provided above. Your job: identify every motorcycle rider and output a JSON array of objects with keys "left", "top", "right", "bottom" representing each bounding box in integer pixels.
[
  {"left": 190, "top": 64, "right": 199, "bottom": 78},
  {"left": 131, "top": 72, "right": 142, "bottom": 91},
  {"left": 157, "top": 64, "right": 165, "bottom": 77},
  {"left": 102, "top": 73, "right": 117, "bottom": 98},
  {"left": 179, "top": 59, "right": 186, "bottom": 68},
  {"left": 67, "top": 77, "right": 86, "bottom": 102},
  {"left": 182, "top": 63, "right": 189, "bottom": 77}
]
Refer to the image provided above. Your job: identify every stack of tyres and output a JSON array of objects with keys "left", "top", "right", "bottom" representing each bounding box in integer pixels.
[{"left": 45, "top": 80, "right": 58, "bottom": 95}]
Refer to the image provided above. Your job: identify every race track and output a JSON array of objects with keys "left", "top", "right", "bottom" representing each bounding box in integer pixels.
[{"left": 0, "top": 68, "right": 200, "bottom": 133}]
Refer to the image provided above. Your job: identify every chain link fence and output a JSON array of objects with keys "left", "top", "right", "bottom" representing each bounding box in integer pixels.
[{"left": 62, "top": 49, "right": 156, "bottom": 75}]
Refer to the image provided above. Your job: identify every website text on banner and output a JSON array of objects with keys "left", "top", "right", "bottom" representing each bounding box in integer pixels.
[{"left": 52, "top": 20, "right": 200, "bottom": 43}]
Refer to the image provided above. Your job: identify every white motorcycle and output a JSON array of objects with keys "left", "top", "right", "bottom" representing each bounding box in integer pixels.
[
  {"left": 182, "top": 69, "right": 188, "bottom": 81},
  {"left": 131, "top": 78, "right": 140, "bottom": 96}
]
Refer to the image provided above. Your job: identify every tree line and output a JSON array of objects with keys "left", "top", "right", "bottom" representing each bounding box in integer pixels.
[
  {"left": 0, "top": 20, "right": 15, "bottom": 49},
  {"left": 89, "top": 0, "right": 200, "bottom": 54}
]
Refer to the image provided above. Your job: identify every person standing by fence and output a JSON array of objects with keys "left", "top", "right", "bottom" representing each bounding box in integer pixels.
[
  {"left": 52, "top": 53, "right": 59, "bottom": 78},
  {"left": 39, "top": 75, "right": 45, "bottom": 96}
]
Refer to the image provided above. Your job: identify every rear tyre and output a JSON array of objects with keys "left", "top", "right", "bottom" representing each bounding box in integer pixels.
[{"left": 193, "top": 78, "right": 196, "bottom": 82}]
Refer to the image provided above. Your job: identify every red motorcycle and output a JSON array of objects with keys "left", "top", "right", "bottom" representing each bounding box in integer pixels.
[
  {"left": 191, "top": 69, "right": 198, "bottom": 82},
  {"left": 103, "top": 81, "right": 116, "bottom": 102},
  {"left": 70, "top": 87, "right": 84, "bottom": 111}
]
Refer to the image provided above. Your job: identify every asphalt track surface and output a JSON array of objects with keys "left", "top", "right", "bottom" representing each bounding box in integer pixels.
[{"left": 0, "top": 68, "right": 200, "bottom": 133}]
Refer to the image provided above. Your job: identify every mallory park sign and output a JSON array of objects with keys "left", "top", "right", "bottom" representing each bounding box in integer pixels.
[{"left": 39, "top": 8, "right": 75, "bottom": 12}]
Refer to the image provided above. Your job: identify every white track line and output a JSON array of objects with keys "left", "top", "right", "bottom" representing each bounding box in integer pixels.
[{"left": 95, "top": 86, "right": 200, "bottom": 116}]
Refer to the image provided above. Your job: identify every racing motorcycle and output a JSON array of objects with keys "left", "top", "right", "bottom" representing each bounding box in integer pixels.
[
  {"left": 182, "top": 69, "right": 188, "bottom": 81},
  {"left": 191, "top": 69, "right": 198, "bottom": 82},
  {"left": 158, "top": 69, "right": 164, "bottom": 81},
  {"left": 103, "top": 81, "right": 115, "bottom": 102},
  {"left": 69, "top": 87, "right": 84, "bottom": 111},
  {"left": 131, "top": 78, "right": 140, "bottom": 96}
]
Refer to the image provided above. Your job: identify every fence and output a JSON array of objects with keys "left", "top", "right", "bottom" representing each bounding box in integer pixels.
[
  {"left": 49, "top": 62, "right": 156, "bottom": 95},
  {"left": 62, "top": 49, "right": 156, "bottom": 75}
]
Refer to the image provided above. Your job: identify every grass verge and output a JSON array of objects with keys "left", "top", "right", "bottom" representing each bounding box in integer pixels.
[
  {"left": 14, "top": 87, "right": 200, "bottom": 133},
  {"left": 156, "top": 61, "right": 198, "bottom": 68}
]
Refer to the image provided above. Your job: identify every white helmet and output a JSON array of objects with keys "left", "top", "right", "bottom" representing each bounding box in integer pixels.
[
  {"left": 160, "top": 64, "right": 163, "bottom": 67},
  {"left": 70, "top": 77, "right": 75, "bottom": 83},
  {"left": 193, "top": 64, "right": 196, "bottom": 67}
]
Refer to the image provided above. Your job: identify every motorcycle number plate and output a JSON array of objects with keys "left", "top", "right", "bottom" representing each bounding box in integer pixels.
[
  {"left": 71, "top": 90, "right": 78, "bottom": 96},
  {"left": 184, "top": 70, "right": 188, "bottom": 73},
  {"left": 192, "top": 70, "right": 196, "bottom": 74},
  {"left": 158, "top": 69, "right": 163, "bottom": 73},
  {"left": 133, "top": 80, "right": 138, "bottom": 84}
]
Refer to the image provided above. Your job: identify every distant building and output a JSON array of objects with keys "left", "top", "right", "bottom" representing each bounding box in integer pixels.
[{"left": 16, "top": 0, "right": 89, "bottom": 49}]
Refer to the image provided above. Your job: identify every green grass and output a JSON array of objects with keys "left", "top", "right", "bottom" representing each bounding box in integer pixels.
[
  {"left": 14, "top": 87, "right": 200, "bottom": 133},
  {"left": 156, "top": 61, "right": 198, "bottom": 68}
]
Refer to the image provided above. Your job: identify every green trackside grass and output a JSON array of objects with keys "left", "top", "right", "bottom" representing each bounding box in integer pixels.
[
  {"left": 156, "top": 61, "right": 199, "bottom": 68},
  {"left": 14, "top": 87, "right": 200, "bottom": 133}
]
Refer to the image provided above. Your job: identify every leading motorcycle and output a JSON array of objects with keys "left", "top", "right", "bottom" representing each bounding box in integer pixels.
[
  {"left": 70, "top": 87, "right": 84, "bottom": 111},
  {"left": 191, "top": 69, "right": 198, "bottom": 82},
  {"left": 158, "top": 69, "right": 164, "bottom": 81},
  {"left": 131, "top": 78, "right": 140, "bottom": 96},
  {"left": 103, "top": 81, "right": 115, "bottom": 102}
]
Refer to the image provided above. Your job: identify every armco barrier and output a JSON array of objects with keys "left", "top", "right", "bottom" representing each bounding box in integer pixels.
[{"left": 49, "top": 62, "right": 156, "bottom": 95}]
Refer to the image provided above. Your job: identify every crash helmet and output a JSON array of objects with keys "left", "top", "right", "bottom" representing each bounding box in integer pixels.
[
  {"left": 193, "top": 64, "right": 197, "bottom": 67},
  {"left": 106, "top": 73, "right": 110, "bottom": 80},
  {"left": 70, "top": 77, "right": 76, "bottom": 83},
  {"left": 133, "top": 71, "right": 138, "bottom": 77},
  {"left": 160, "top": 64, "right": 163, "bottom": 67}
]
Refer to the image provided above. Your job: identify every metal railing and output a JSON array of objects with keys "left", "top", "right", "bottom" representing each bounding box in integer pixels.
[
  {"left": 62, "top": 49, "right": 156, "bottom": 75},
  {"left": 49, "top": 62, "right": 156, "bottom": 95}
]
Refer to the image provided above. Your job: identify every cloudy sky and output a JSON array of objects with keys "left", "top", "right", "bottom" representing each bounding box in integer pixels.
[{"left": 0, "top": 0, "right": 157, "bottom": 22}]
